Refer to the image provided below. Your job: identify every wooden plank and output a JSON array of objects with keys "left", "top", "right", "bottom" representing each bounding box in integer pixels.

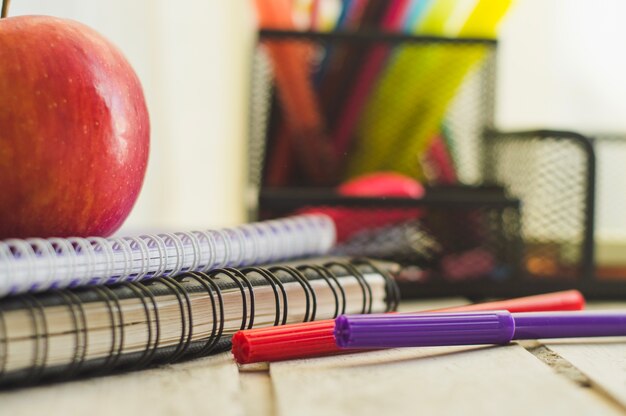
[
  {"left": 538, "top": 338, "right": 626, "bottom": 410},
  {"left": 540, "top": 301, "right": 626, "bottom": 409},
  {"left": 0, "top": 352, "right": 244, "bottom": 416},
  {"left": 270, "top": 344, "right": 622, "bottom": 416},
  {"left": 239, "top": 363, "right": 274, "bottom": 416},
  {"left": 398, "top": 298, "right": 470, "bottom": 312}
]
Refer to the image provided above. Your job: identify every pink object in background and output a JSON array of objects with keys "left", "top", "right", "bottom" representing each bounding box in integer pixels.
[
  {"left": 301, "top": 172, "right": 425, "bottom": 242},
  {"left": 338, "top": 172, "right": 424, "bottom": 197}
]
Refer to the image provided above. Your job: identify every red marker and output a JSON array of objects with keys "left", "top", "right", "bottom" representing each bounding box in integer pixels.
[{"left": 232, "top": 290, "right": 585, "bottom": 364}]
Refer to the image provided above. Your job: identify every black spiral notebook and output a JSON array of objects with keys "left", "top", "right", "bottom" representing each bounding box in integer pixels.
[{"left": 0, "top": 257, "right": 399, "bottom": 386}]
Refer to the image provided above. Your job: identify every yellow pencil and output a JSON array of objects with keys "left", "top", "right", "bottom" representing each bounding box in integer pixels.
[{"left": 347, "top": 0, "right": 512, "bottom": 179}]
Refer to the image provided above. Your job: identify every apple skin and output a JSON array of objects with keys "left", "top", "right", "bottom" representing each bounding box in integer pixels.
[{"left": 0, "top": 16, "right": 149, "bottom": 238}]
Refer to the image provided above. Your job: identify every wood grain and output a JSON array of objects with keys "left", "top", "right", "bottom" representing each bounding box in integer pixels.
[
  {"left": 0, "top": 352, "right": 244, "bottom": 416},
  {"left": 540, "top": 301, "right": 626, "bottom": 409},
  {"left": 398, "top": 298, "right": 470, "bottom": 312},
  {"left": 239, "top": 363, "right": 274, "bottom": 416},
  {"left": 542, "top": 338, "right": 626, "bottom": 409},
  {"left": 270, "top": 343, "right": 622, "bottom": 416}
]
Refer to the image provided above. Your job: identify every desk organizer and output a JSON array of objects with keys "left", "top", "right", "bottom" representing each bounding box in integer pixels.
[
  {"left": 259, "top": 186, "right": 523, "bottom": 288},
  {"left": 589, "top": 134, "right": 626, "bottom": 281},
  {"left": 248, "top": 30, "right": 626, "bottom": 298}
]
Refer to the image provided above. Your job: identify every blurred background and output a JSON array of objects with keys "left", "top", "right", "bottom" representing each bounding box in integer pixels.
[{"left": 9, "top": 0, "right": 626, "bottom": 260}]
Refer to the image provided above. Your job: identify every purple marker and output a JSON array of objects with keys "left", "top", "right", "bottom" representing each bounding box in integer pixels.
[{"left": 334, "top": 311, "right": 626, "bottom": 349}]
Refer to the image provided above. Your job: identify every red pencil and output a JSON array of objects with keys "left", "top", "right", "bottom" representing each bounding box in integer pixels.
[
  {"left": 232, "top": 290, "right": 585, "bottom": 364},
  {"left": 255, "top": 0, "right": 337, "bottom": 185}
]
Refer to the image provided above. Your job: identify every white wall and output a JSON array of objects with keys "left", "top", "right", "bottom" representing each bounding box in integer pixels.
[{"left": 497, "top": 0, "right": 626, "bottom": 131}]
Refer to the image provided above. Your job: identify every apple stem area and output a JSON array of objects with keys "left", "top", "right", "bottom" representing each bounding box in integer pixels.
[{"left": 1, "top": 0, "right": 10, "bottom": 18}]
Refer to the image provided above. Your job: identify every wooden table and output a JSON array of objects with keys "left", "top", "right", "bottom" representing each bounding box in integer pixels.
[{"left": 3, "top": 299, "right": 625, "bottom": 416}]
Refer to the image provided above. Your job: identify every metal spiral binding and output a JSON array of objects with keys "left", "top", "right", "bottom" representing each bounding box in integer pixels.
[
  {"left": 55, "top": 290, "right": 89, "bottom": 379},
  {"left": 351, "top": 258, "right": 401, "bottom": 312},
  {"left": 91, "top": 285, "right": 125, "bottom": 372},
  {"left": 180, "top": 272, "right": 224, "bottom": 358},
  {"left": 296, "top": 265, "right": 339, "bottom": 318},
  {"left": 269, "top": 266, "right": 317, "bottom": 322},
  {"left": 27, "top": 239, "right": 57, "bottom": 290},
  {"left": 0, "top": 308, "right": 6, "bottom": 378},
  {"left": 3, "top": 239, "right": 38, "bottom": 292},
  {"left": 240, "top": 267, "right": 281, "bottom": 327},
  {"left": 21, "top": 295, "right": 48, "bottom": 384},
  {"left": 85, "top": 237, "right": 115, "bottom": 285},
  {"left": 126, "top": 281, "right": 161, "bottom": 370},
  {"left": 222, "top": 268, "right": 255, "bottom": 329},
  {"left": 244, "top": 267, "right": 290, "bottom": 326},
  {"left": 324, "top": 261, "right": 373, "bottom": 314},
  {"left": 109, "top": 238, "right": 135, "bottom": 282},
  {"left": 228, "top": 228, "right": 249, "bottom": 267},
  {"left": 154, "top": 277, "right": 194, "bottom": 363},
  {"left": 310, "top": 264, "right": 348, "bottom": 316},
  {"left": 0, "top": 257, "right": 396, "bottom": 386},
  {"left": 205, "top": 269, "right": 248, "bottom": 331},
  {"left": 0, "top": 214, "right": 336, "bottom": 297}
]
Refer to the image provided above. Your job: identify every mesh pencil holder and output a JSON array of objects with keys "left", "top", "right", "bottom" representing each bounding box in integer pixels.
[
  {"left": 576, "top": 133, "right": 626, "bottom": 283},
  {"left": 248, "top": 30, "right": 497, "bottom": 190},
  {"left": 258, "top": 187, "right": 524, "bottom": 291},
  {"left": 247, "top": 30, "right": 622, "bottom": 298}
]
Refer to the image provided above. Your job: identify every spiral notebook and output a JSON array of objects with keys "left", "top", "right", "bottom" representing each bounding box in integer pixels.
[
  {"left": 0, "top": 214, "right": 336, "bottom": 298},
  {"left": 0, "top": 257, "right": 399, "bottom": 386}
]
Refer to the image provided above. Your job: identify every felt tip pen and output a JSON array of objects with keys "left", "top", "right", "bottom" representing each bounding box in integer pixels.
[
  {"left": 334, "top": 310, "right": 626, "bottom": 349},
  {"left": 231, "top": 290, "right": 585, "bottom": 364}
]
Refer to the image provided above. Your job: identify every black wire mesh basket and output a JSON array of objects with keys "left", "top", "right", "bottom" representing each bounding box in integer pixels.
[{"left": 247, "top": 29, "right": 625, "bottom": 298}]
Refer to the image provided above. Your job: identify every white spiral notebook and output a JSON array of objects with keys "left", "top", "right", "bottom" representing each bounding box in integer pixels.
[{"left": 0, "top": 214, "right": 336, "bottom": 297}]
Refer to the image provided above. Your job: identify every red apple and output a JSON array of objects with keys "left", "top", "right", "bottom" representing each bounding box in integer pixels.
[{"left": 0, "top": 15, "right": 149, "bottom": 238}]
